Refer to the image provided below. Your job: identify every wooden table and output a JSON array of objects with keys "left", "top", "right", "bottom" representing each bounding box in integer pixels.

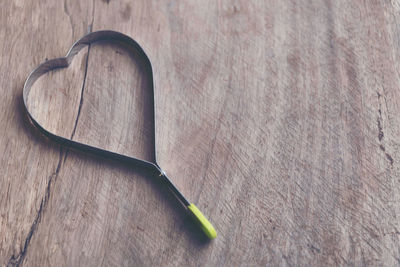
[{"left": 2, "top": 0, "right": 400, "bottom": 266}]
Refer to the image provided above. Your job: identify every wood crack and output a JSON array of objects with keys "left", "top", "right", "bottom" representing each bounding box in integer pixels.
[
  {"left": 70, "top": 43, "right": 91, "bottom": 141},
  {"left": 377, "top": 91, "right": 394, "bottom": 167},
  {"left": 7, "top": 148, "right": 66, "bottom": 267}
]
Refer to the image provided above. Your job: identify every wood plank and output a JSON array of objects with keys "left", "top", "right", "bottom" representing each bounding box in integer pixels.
[{"left": 2, "top": 0, "right": 400, "bottom": 266}]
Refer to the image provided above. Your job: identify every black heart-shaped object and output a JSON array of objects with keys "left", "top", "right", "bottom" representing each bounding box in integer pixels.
[{"left": 22, "top": 30, "right": 217, "bottom": 239}]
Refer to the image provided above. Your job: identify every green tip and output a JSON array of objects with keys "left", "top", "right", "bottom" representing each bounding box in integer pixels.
[{"left": 187, "top": 203, "right": 217, "bottom": 239}]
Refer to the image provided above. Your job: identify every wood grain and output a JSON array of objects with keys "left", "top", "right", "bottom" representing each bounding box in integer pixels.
[{"left": 2, "top": 0, "right": 400, "bottom": 266}]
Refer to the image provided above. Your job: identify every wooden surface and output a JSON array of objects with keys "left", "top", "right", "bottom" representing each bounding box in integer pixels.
[{"left": 2, "top": 0, "right": 400, "bottom": 266}]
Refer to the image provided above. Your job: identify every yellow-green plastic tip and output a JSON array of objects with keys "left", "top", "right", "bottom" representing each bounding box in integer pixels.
[{"left": 187, "top": 203, "right": 217, "bottom": 239}]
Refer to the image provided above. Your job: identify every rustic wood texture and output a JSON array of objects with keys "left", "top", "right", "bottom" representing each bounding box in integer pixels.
[{"left": 2, "top": 0, "right": 400, "bottom": 266}]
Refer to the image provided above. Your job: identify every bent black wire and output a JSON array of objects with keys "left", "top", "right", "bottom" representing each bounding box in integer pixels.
[{"left": 22, "top": 30, "right": 216, "bottom": 239}]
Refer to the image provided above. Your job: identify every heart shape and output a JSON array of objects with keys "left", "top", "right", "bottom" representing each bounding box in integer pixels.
[
  {"left": 23, "top": 31, "right": 217, "bottom": 239},
  {"left": 24, "top": 31, "right": 159, "bottom": 171}
]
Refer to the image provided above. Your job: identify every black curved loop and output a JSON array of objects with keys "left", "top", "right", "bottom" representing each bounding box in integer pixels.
[
  {"left": 23, "top": 31, "right": 158, "bottom": 169},
  {"left": 23, "top": 30, "right": 190, "bottom": 206}
]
